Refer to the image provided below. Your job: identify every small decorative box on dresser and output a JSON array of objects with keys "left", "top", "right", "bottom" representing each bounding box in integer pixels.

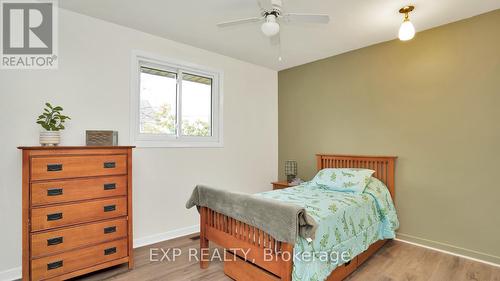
[{"left": 18, "top": 146, "right": 135, "bottom": 281}]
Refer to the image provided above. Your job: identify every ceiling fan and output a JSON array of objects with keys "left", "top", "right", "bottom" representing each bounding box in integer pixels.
[{"left": 217, "top": 0, "right": 330, "bottom": 40}]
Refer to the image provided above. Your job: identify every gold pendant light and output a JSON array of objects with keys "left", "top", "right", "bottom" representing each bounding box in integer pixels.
[{"left": 399, "top": 6, "right": 416, "bottom": 41}]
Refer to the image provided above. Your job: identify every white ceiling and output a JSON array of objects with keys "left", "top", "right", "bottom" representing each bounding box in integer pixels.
[{"left": 60, "top": 0, "right": 500, "bottom": 70}]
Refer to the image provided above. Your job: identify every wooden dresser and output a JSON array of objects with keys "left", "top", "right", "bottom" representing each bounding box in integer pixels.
[{"left": 19, "top": 146, "right": 134, "bottom": 281}]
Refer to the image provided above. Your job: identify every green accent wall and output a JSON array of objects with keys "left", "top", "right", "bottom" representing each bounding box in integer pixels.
[{"left": 278, "top": 10, "right": 500, "bottom": 263}]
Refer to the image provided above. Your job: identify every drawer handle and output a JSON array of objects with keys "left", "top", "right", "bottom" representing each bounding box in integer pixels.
[
  {"left": 103, "top": 205, "right": 116, "bottom": 212},
  {"left": 47, "top": 213, "right": 63, "bottom": 221},
  {"left": 47, "top": 164, "right": 63, "bottom": 172},
  {"left": 47, "top": 260, "right": 63, "bottom": 270},
  {"left": 103, "top": 162, "right": 116, "bottom": 169},
  {"left": 104, "top": 183, "right": 116, "bottom": 190},
  {"left": 104, "top": 226, "right": 117, "bottom": 234},
  {"left": 47, "top": 188, "right": 63, "bottom": 196},
  {"left": 104, "top": 247, "right": 117, "bottom": 255},
  {"left": 47, "top": 237, "right": 63, "bottom": 246}
]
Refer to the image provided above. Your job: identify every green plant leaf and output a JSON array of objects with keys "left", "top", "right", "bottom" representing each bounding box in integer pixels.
[{"left": 37, "top": 102, "right": 71, "bottom": 131}]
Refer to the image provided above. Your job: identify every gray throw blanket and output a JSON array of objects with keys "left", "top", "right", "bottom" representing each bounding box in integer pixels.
[{"left": 186, "top": 185, "right": 317, "bottom": 243}]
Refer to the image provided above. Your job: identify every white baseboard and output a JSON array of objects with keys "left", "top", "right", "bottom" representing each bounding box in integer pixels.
[
  {"left": 0, "top": 266, "right": 21, "bottom": 281},
  {"left": 133, "top": 225, "right": 199, "bottom": 248},
  {"left": 395, "top": 235, "right": 500, "bottom": 268}
]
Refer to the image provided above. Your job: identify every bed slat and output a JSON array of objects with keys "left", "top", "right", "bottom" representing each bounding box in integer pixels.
[{"left": 316, "top": 154, "right": 397, "bottom": 199}]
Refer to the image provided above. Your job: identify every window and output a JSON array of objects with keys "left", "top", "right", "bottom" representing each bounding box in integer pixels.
[{"left": 131, "top": 51, "right": 223, "bottom": 147}]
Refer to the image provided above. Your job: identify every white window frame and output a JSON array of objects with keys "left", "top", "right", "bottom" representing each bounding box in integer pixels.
[{"left": 130, "top": 50, "right": 223, "bottom": 147}]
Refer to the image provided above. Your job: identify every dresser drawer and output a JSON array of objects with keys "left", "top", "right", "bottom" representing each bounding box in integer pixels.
[
  {"left": 31, "top": 154, "right": 127, "bottom": 181},
  {"left": 31, "top": 197, "right": 127, "bottom": 231},
  {"left": 31, "top": 176, "right": 127, "bottom": 206},
  {"left": 31, "top": 238, "right": 127, "bottom": 280},
  {"left": 31, "top": 218, "right": 128, "bottom": 258}
]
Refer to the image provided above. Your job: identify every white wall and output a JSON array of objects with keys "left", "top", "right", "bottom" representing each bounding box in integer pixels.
[{"left": 0, "top": 9, "right": 278, "bottom": 278}]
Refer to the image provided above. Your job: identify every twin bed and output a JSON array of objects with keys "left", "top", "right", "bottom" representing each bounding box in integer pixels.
[{"left": 193, "top": 154, "right": 398, "bottom": 281}]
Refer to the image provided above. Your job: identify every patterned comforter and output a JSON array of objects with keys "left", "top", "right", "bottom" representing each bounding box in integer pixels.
[{"left": 256, "top": 177, "right": 399, "bottom": 281}]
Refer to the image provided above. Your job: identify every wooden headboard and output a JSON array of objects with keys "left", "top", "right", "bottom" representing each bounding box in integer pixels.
[{"left": 316, "top": 154, "right": 397, "bottom": 199}]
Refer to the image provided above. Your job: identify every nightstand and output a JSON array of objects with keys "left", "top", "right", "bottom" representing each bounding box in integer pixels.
[{"left": 271, "top": 181, "right": 293, "bottom": 190}]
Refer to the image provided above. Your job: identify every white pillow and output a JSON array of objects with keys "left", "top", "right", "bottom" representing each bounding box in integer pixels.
[{"left": 311, "top": 168, "right": 375, "bottom": 193}]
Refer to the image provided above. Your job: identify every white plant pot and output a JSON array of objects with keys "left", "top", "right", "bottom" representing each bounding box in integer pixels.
[{"left": 40, "top": 131, "right": 61, "bottom": 146}]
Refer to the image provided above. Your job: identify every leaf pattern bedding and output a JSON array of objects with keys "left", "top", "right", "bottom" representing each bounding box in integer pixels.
[{"left": 256, "top": 177, "right": 399, "bottom": 281}]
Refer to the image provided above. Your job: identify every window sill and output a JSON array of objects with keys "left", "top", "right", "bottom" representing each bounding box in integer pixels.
[{"left": 132, "top": 139, "right": 224, "bottom": 148}]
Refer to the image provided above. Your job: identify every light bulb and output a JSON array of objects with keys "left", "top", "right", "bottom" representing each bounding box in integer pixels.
[
  {"left": 399, "top": 19, "right": 415, "bottom": 41},
  {"left": 261, "top": 15, "right": 280, "bottom": 37}
]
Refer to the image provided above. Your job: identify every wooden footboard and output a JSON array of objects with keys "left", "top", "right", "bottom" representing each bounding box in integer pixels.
[
  {"left": 200, "top": 207, "right": 388, "bottom": 281},
  {"left": 200, "top": 206, "right": 293, "bottom": 281},
  {"left": 199, "top": 154, "right": 397, "bottom": 281}
]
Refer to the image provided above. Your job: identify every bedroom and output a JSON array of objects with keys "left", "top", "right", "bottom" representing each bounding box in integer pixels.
[{"left": 0, "top": 0, "right": 499, "bottom": 280}]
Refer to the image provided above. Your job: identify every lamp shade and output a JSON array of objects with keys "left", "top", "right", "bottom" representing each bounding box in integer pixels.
[
  {"left": 261, "top": 15, "right": 280, "bottom": 37},
  {"left": 284, "top": 160, "right": 297, "bottom": 182},
  {"left": 399, "top": 19, "right": 415, "bottom": 41}
]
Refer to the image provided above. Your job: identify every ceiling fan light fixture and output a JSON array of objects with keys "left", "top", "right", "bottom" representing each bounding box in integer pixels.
[
  {"left": 261, "top": 14, "right": 280, "bottom": 37},
  {"left": 398, "top": 5, "right": 415, "bottom": 41}
]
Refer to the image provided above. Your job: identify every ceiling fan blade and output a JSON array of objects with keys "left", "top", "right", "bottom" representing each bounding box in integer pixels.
[
  {"left": 282, "top": 13, "right": 330, "bottom": 24},
  {"left": 217, "top": 17, "right": 263, "bottom": 28},
  {"left": 256, "top": 0, "right": 273, "bottom": 12}
]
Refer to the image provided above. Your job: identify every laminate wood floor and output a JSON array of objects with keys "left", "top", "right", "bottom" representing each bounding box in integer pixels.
[{"left": 71, "top": 234, "right": 500, "bottom": 281}]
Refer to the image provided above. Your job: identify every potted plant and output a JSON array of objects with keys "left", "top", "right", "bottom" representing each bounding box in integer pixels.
[{"left": 36, "top": 102, "right": 71, "bottom": 146}]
